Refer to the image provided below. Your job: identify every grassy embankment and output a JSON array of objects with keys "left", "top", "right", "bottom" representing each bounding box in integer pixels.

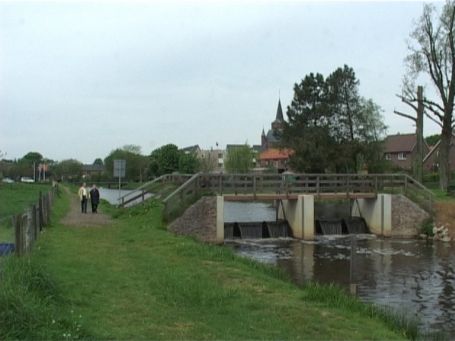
[
  {"left": 0, "top": 187, "right": 417, "bottom": 340},
  {"left": 0, "top": 183, "right": 50, "bottom": 242}
]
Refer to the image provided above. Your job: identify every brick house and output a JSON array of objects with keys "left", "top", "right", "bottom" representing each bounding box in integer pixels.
[{"left": 383, "top": 133, "right": 430, "bottom": 171}]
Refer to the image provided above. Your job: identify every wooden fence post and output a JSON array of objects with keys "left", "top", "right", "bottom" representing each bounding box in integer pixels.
[
  {"left": 31, "top": 204, "right": 38, "bottom": 244},
  {"left": 38, "top": 191, "right": 44, "bottom": 231},
  {"left": 25, "top": 207, "right": 33, "bottom": 253},
  {"left": 46, "top": 193, "right": 51, "bottom": 225},
  {"left": 14, "top": 213, "right": 24, "bottom": 256}
]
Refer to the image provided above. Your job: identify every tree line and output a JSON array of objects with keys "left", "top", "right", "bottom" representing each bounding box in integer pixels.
[{"left": 0, "top": 144, "right": 201, "bottom": 183}]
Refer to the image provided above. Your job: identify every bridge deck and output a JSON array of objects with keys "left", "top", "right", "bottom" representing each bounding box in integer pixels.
[{"left": 223, "top": 192, "right": 377, "bottom": 201}]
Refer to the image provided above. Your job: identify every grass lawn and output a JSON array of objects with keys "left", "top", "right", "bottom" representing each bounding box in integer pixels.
[
  {"left": 0, "top": 188, "right": 415, "bottom": 340},
  {"left": 0, "top": 182, "right": 50, "bottom": 242},
  {"left": 0, "top": 182, "right": 51, "bottom": 218}
]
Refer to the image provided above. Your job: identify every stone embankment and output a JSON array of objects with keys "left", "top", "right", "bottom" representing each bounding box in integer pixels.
[
  {"left": 168, "top": 196, "right": 217, "bottom": 243},
  {"left": 391, "top": 194, "right": 430, "bottom": 237}
]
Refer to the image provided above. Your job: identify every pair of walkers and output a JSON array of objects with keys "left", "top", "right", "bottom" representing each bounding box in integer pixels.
[{"left": 78, "top": 183, "right": 100, "bottom": 214}]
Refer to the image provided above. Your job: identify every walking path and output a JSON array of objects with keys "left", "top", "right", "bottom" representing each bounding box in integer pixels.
[{"left": 61, "top": 189, "right": 112, "bottom": 227}]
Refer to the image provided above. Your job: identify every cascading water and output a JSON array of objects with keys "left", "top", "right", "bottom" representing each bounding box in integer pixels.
[
  {"left": 238, "top": 222, "right": 264, "bottom": 239},
  {"left": 318, "top": 219, "right": 343, "bottom": 235},
  {"left": 344, "top": 217, "right": 369, "bottom": 234},
  {"left": 224, "top": 220, "right": 291, "bottom": 239},
  {"left": 267, "top": 221, "right": 291, "bottom": 238}
]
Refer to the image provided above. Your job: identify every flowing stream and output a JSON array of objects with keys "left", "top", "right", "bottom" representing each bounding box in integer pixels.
[{"left": 225, "top": 202, "right": 455, "bottom": 335}]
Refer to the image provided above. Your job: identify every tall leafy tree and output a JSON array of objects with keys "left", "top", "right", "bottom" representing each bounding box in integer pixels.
[
  {"left": 284, "top": 73, "right": 334, "bottom": 172},
  {"left": 425, "top": 133, "right": 441, "bottom": 146},
  {"left": 21, "top": 152, "right": 43, "bottom": 164},
  {"left": 104, "top": 145, "right": 149, "bottom": 181},
  {"left": 225, "top": 144, "right": 254, "bottom": 173},
  {"left": 93, "top": 158, "right": 104, "bottom": 166},
  {"left": 52, "top": 159, "right": 83, "bottom": 180},
  {"left": 405, "top": 1, "right": 455, "bottom": 190},
  {"left": 178, "top": 152, "right": 199, "bottom": 174},
  {"left": 149, "top": 144, "right": 180, "bottom": 176},
  {"left": 283, "top": 66, "right": 386, "bottom": 173}
]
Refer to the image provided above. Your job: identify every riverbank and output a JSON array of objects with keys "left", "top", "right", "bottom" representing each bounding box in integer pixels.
[{"left": 0, "top": 189, "right": 414, "bottom": 340}]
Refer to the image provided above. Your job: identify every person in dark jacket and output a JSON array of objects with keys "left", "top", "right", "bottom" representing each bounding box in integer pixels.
[{"left": 89, "top": 184, "right": 100, "bottom": 213}]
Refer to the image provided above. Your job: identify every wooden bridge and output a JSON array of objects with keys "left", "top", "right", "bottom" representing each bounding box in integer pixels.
[{"left": 117, "top": 173, "right": 434, "bottom": 221}]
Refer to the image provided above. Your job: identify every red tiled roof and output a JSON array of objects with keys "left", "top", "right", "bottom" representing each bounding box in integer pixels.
[
  {"left": 384, "top": 134, "right": 417, "bottom": 153},
  {"left": 259, "top": 148, "right": 293, "bottom": 160}
]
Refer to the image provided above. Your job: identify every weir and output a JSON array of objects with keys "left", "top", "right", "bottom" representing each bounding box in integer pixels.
[
  {"left": 217, "top": 194, "right": 393, "bottom": 242},
  {"left": 344, "top": 217, "right": 369, "bottom": 234},
  {"left": 224, "top": 220, "right": 292, "bottom": 240},
  {"left": 318, "top": 219, "right": 343, "bottom": 235}
]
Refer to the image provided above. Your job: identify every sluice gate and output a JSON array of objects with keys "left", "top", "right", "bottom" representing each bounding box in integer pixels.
[
  {"left": 316, "top": 217, "right": 370, "bottom": 235},
  {"left": 224, "top": 220, "right": 292, "bottom": 240}
]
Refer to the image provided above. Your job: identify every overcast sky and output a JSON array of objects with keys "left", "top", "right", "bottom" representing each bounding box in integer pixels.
[{"left": 0, "top": 0, "right": 445, "bottom": 163}]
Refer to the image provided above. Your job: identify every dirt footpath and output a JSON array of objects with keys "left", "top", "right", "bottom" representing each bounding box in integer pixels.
[{"left": 61, "top": 191, "right": 113, "bottom": 228}]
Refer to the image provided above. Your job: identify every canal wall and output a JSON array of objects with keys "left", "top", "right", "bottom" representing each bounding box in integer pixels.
[{"left": 168, "top": 196, "right": 217, "bottom": 243}]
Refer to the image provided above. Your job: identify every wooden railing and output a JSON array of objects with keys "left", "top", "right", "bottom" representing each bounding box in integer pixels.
[
  {"left": 118, "top": 174, "right": 193, "bottom": 207},
  {"left": 162, "top": 173, "right": 202, "bottom": 221},
  {"left": 161, "top": 173, "right": 434, "bottom": 220}
]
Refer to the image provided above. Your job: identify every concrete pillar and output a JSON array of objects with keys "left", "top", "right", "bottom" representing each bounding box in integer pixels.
[
  {"left": 352, "top": 194, "right": 391, "bottom": 237},
  {"left": 279, "top": 195, "right": 315, "bottom": 241},
  {"left": 216, "top": 196, "right": 224, "bottom": 243},
  {"left": 302, "top": 195, "right": 315, "bottom": 241}
]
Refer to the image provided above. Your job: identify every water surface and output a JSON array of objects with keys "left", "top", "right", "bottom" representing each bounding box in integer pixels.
[{"left": 225, "top": 202, "right": 455, "bottom": 335}]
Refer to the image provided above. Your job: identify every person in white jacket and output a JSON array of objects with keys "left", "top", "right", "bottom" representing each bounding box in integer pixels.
[{"left": 78, "top": 182, "right": 89, "bottom": 213}]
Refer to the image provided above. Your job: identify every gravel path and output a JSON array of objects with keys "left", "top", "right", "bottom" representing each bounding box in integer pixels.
[{"left": 61, "top": 189, "right": 113, "bottom": 228}]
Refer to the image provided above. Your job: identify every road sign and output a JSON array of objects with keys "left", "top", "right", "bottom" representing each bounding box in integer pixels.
[{"left": 113, "top": 159, "right": 126, "bottom": 178}]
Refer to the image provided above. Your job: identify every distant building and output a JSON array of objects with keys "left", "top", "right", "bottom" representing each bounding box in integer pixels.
[
  {"left": 200, "top": 148, "right": 225, "bottom": 173},
  {"left": 82, "top": 164, "right": 105, "bottom": 178},
  {"left": 258, "top": 99, "right": 293, "bottom": 172},
  {"left": 258, "top": 148, "right": 293, "bottom": 172},
  {"left": 181, "top": 145, "right": 201, "bottom": 155},
  {"left": 261, "top": 99, "right": 284, "bottom": 151},
  {"left": 383, "top": 133, "right": 430, "bottom": 171}
]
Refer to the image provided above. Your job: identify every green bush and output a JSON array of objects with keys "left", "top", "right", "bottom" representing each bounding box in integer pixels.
[{"left": 420, "top": 217, "right": 434, "bottom": 237}]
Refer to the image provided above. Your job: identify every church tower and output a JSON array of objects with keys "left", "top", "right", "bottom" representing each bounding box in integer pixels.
[{"left": 271, "top": 99, "right": 284, "bottom": 131}]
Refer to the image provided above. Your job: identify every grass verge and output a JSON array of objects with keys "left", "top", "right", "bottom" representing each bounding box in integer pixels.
[
  {"left": 0, "top": 183, "right": 51, "bottom": 242},
  {"left": 17, "top": 195, "right": 413, "bottom": 340}
]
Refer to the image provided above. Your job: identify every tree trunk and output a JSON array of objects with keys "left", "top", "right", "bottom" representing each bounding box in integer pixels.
[
  {"left": 439, "top": 117, "right": 452, "bottom": 191},
  {"left": 412, "top": 86, "right": 424, "bottom": 183}
]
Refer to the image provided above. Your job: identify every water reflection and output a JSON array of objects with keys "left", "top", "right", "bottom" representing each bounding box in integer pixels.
[
  {"left": 98, "top": 187, "right": 135, "bottom": 205},
  {"left": 227, "top": 237, "right": 455, "bottom": 334}
]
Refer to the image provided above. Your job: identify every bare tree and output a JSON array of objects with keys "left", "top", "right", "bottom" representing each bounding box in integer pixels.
[
  {"left": 394, "top": 86, "right": 425, "bottom": 182},
  {"left": 406, "top": 1, "right": 455, "bottom": 190}
]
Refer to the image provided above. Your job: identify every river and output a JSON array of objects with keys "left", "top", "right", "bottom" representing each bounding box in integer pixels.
[
  {"left": 224, "top": 202, "right": 455, "bottom": 336},
  {"left": 98, "top": 187, "right": 153, "bottom": 206}
]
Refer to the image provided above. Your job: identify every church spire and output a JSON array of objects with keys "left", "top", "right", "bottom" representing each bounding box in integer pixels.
[{"left": 276, "top": 99, "right": 284, "bottom": 122}]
